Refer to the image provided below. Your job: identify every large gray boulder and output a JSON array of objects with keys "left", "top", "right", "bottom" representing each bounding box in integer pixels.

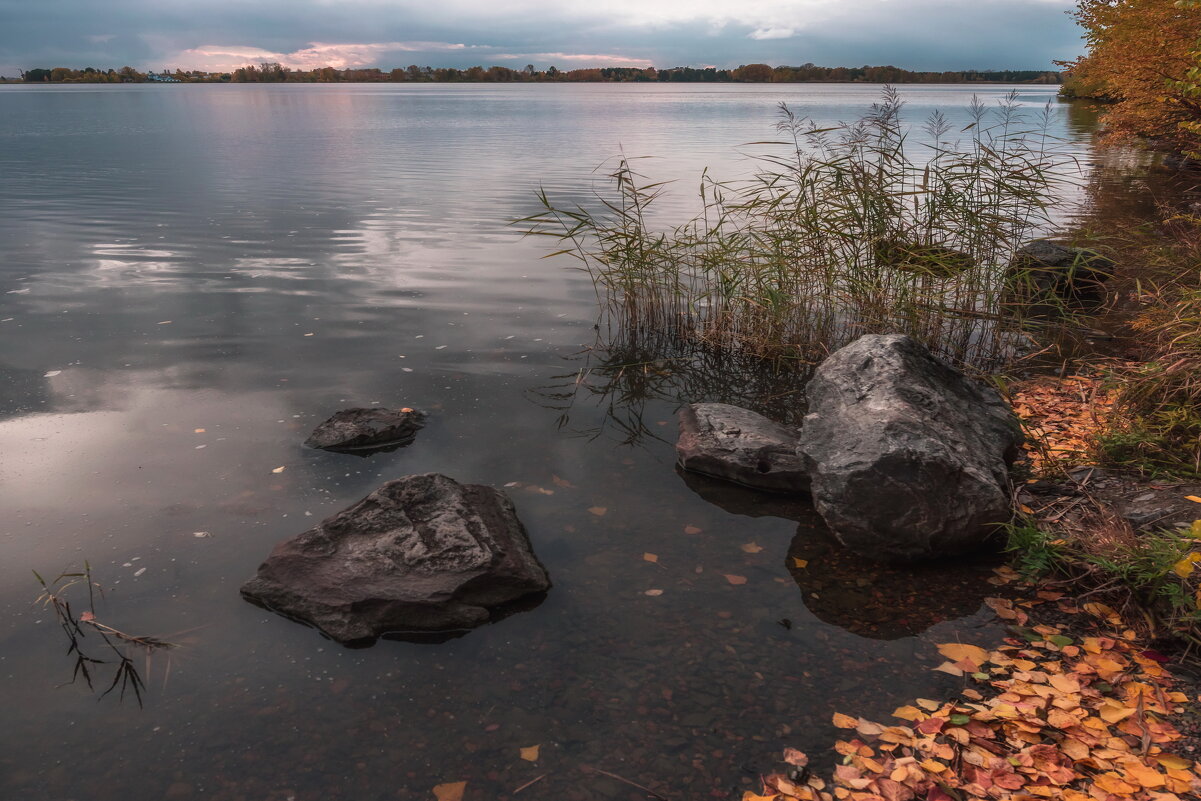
[
  {"left": 241, "top": 473, "right": 550, "bottom": 642},
  {"left": 676, "top": 403, "right": 809, "bottom": 493},
  {"left": 304, "top": 407, "right": 426, "bottom": 453},
  {"left": 798, "top": 335, "right": 1022, "bottom": 561}
]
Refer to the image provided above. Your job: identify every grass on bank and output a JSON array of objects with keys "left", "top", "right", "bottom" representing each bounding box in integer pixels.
[
  {"left": 1006, "top": 516, "right": 1201, "bottom": 643},
  {"left": 1070, "top": 203, "right": 1201, "bottom": 478},
  {"left": 1004, "top": 200, "right": 1201, "bottom": 643},
  {"left": 521, "top": 89, "right": 1073, "bottom": 370}
]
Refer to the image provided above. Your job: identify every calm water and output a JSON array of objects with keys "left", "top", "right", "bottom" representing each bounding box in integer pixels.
[{"left": 0, "top": 83, "right": 1090, "bottom": 801}]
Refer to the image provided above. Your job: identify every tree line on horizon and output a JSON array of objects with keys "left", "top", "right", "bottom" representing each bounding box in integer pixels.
[{"left": 7, "top": 63, "right": 1063, "bottom": 85}]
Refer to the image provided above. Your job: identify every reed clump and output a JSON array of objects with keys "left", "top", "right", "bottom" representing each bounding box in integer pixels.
[{"left": 521, "top": 89, "right": 1071, "bottom": 370}]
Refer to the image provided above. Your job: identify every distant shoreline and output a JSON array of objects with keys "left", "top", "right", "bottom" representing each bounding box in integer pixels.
[{"left": 1, "top": 64, "right": 1062, "bottom": 86}]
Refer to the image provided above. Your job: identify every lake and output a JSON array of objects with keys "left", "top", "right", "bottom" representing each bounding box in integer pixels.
[{"left": 0, "top": 82, "right": 1099, "bottom": 801}]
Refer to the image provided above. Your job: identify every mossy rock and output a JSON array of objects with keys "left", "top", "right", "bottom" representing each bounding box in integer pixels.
[{"left": 873, "top": 239, "right": 975, "bottom": 277}]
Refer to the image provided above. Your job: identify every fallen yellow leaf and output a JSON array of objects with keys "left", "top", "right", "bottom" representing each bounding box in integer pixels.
[
  {"left": 723, "top": 574, "right": 747, "bottom": 585},
  {"left": 643, "top": 552, "right": 659, "bottom": 563},
  {"left": 892, "top": 705, "right": 925, "bottom": 722},
  {"left": 644, "top": 589, "right": 663, "bottom": 596},
  {"left": 832, "top": 712, "right": 858, "bottom": 728},
  {"left": 684, "top": 525, "right": 702, "bottom": 534},
  {"left": 1156, "top": 754, "right": 1193, "bottom": 771},
  {"left": 519, "top": 744, "right": 540, "bottom": 762},
  {"left": 588, "top": 506, "right": 607, "bottom": 516},
  {"left": 933, "top": 661, "right": 965, "bottom": 677},
  {"left": 1173, "top": 553, "right": 1200, "bottom": 578},
  {"left": 1186, "top": 495, "right": 1201, "bottom": 504},
  {"left": 741, "top": 542, "right": 763, "bottom": 554},
  {"left": 791, "top": 558, "right": 808, "bottom": 569},
  {"left": 935, "top": 642, "right": 989, "bottom": 668},
  {"left": 271, "top": 466, "right": 286, "bottom": 474},
  {"left": 432, "top": 781, "right": 466, "bottom": 801}
]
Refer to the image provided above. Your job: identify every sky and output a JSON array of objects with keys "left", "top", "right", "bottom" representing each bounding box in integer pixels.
[{"left": 0, "top": 0, "right": 1082, "bottom": 77}]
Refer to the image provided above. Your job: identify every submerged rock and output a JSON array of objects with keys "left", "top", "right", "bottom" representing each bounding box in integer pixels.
[
  {"left": 304, "top": 407, "right": 426, "bottom": 453},
  {"left": 798, "top": 334, "right": 1022, "bottom": 561},
  {"left": 1007, "top": 240, "right": 1114, "bottom": 305},
  {"left": 240, "top": 473, "right": 550, "bottom": 643},
  {"left": 675, "top": 403, "right": 809, "bottom": 493}
]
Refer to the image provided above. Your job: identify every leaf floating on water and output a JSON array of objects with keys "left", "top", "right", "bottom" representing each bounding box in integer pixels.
[
  {"left": 644, "top": 589, "right": 663, "bottom": 596},
  {"left": 43, "top": 370, "right": 62, "bottom": 378},
  {"left": 588, "top": 506, "right": 607, "bottom": 517},
  {"left": 782, "top": 747, "right": 809, "bottom": 767},
  {"left": 432, "top": 781, "right": 466, "bottom": 801},
  {"left": 791, "top": 558, "right": 808, "bottom": 569},
  {"left": 643, "top": 553, "right": 658, "bottom": 563},
  {"left": 519, "top": 744, "right": 540, "bottom": 762},
  {"left": 683, "top": 525, "right": 702, "bottom": 534},
  {"left": 723, "top": 574, "right": 747, "bottom": 585},
  {"left": 740, "top": 542, "right": 763, "bottom": 553},
  {"left": 194, "top": 428, "right": 206, "bottom": 434},
  {"left": 157, "top": 320, "right": 172, "bottom": 325},
  {"left": 551, "top": 475, "right": 575, "bottom": 489},
  {"left": 933, "top": 661, "right": 965, "bottom": 677},
  {"left": 832, "top": 712, "right": 859, "bottom": 729},
  {"left": 193, "top": 531, "right": 212, "bottom": 538},
  {"left": 935, "top": 642, "right": 989, "bottom": 669},
  {"left": 271, "top": 466, "right": 286, "bottom": 474}
]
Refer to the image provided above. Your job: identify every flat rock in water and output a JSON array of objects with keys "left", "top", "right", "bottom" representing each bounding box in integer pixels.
[
  {"left": 240, "top": 473, "right": 550, "bottom": 642},
  {"left": 676, "top": 403, "right": 809, "bottom": 493},
  {"left": 799, "top": 334, "right": 1023, "bottom": 561},
  {"left": 304, "top": 407, "right": 426, "bottom": 453}
]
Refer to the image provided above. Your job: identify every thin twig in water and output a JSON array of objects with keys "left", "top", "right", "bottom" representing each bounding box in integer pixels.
[
  {"left": 583, "top": 765, "right": 669, "bottom": 799},
  {"left": 513, "top": 774, "right": 547, "bottom": 794}
]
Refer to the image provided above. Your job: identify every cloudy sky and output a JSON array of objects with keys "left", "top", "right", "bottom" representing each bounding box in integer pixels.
[{"left": 0, "top": 0, "right": 1082, "bottom": 77}]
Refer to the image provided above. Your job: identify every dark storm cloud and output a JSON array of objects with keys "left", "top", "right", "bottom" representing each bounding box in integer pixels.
[{"left": 0, "top": 0, "right": 1081, "bottom": 77}]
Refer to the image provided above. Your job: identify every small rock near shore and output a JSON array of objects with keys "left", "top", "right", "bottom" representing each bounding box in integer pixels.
[
  {"left": 240, "top": 473, "right": 550, "bottom": 643},
  {"left": 676, "top": 403, "right": 809, "bottom": 493},
  {"left": 304, "top": 406, "right": 426, "bottom": 452},
  {"left": 799, "top": 334, "right": 1023, "bottom": 561},
  {"left": 1008, "top": 240, "right": 1114, "bottom": 305}
]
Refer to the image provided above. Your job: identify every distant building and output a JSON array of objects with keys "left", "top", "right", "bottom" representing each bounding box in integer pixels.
[{"left": 146, "top": 72, "right": 180, "bottom": 83}]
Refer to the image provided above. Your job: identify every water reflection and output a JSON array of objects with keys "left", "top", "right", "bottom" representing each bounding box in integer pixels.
[
  {"left": 0, "top": 84, "right": 1079, "bottom": 801},
  {"left": 785, "top": 530, "right": 999, "bottom": 640},
  {"left": 528, "top": 330, "right": 812, "bottom": 447},
  {"left": 678, "top": 470, "right": 998, "bottom": 640}
]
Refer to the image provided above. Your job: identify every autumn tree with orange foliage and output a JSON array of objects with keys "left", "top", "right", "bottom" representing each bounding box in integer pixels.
[{"left": 1064, "top": 0, "right": 1201, "bottom": 153}]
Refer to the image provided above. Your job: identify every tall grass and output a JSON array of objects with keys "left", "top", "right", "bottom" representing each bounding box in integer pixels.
[{"left": 521, "top": 89, "right": 1071, "bottom": 369}]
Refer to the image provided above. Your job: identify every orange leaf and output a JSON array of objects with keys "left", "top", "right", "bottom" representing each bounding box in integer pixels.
[
  {"left": 724, "top": 574, "right": 747, "bottom": 585},
  {"left": 432, "top": 782, "right": 466, "bottom": 801},
  {"left": 741, "top": 542, "right": 763, "bottom": 554},
  {"left": 643, "top": 553, "right": 658, "bottom": 563},
  {"left": 935, "top": 642, "right": 989, "bottom": 668},
  {"left": 588, "top": 506, "right": 607, "bottom": 517},
  {"left": 832, "top": 712, "right": 859, "bottom": 729},
  {"left": 519, "top": 745, "right": 540, "bottom": 762}
]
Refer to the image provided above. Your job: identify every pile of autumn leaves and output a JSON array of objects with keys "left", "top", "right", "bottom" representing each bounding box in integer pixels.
[{"left": 751, "top": 597, "right": 1201, "bottom": 801}]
